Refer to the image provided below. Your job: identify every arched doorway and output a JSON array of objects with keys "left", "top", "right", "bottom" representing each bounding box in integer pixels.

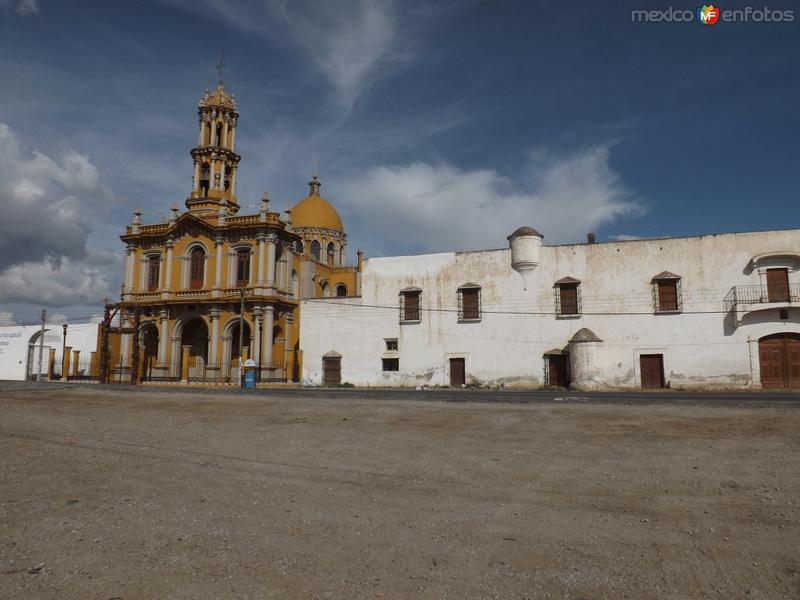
[
  {"left": 227, "top": 320, "right": 251, "bottom": 383},
  {"left": 26, "top": 329, "right": 61, "bottom": 380},
  {"left": 759, "top": 333, "right": 800, "bottom": 388},
  {"left": 141, "top": 322, "right": 159, "bottom": 381},
  {"left": 180, "top": 318, "right": 208, "bottom": 380}
]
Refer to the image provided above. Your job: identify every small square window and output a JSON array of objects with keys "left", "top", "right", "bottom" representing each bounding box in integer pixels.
[
  {"left": 385, "top": 338, "right": 398, "bottom": 351},
  {"left": 382, "top": 358, "right": 399, "bottom": 372}
]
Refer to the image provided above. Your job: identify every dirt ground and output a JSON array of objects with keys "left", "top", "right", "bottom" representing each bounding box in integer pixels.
[{"left": 1, "top": 385, "right": 799, "bottom": 600}]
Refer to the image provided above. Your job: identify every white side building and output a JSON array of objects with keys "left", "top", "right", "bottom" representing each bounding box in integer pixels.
[
  {"left": 0, "top": 322, "right": 100, "bottom": 381},
  {"left": 299, "top": 228, "right": 800, "bottom": 390}
]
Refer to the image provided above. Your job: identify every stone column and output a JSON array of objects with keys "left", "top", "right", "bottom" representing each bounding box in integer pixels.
[
  {"left": 193, "top": 159, "right": 200, "bottom": 193},
  {"left": 282, "top": 244, "right": 290, "bottom": 290},
  {"left": 208, "top": 308, "right": 221, "bottom": 373},
  {"left": 213, "top": 236, "right": 223, "bottom": 296},
  {"left": 230, "top": 121, "right": 236, "bottom": 150},
  {"left": 266, "top": 234, "right": 277, "bottom": 287},
  {"left": 163, "top": 240, "right": 174, "bottom": 297},
  {"left": 262, "top": 305, "right": 274, "bottom": 369},
  {"left": 219, "top": 160, "right": 226, "bottom": 190},
  {"left": 210, "top": 112, "right": 217, "bottom": 145},
  {"left": 222, "top": 116, "right": 229, "bottom": 150},
  {"left": 180, "top": 345, "right": 191, "bottom": 383},
  {"left": 72, "top": 350, "right": 81, "bottom": 377},
  {"left": 47, "top": 348, "right": 56, "bottom": 380},
  {"left": 120, "top": 318, "right": 130, "bottom": 368},
  {"left": 256, "top": 234, "right": 266, "bottom": 288},
  {"left": 282, "top": 312, "right": 293, "bottom": 382},
  {"left": 157, "top": 310, "right": 169, "bottom": 369},
  {"left": 124, "top": 245, "right": 136, "bottom": 299},
  {"left": 63, "top": 346, "right": 72, "bottom": 378},
  {"left": 230, "top": 166, "right": 236, "bottom": 197},
  {"left": 252, "top": 307, "right": 262, "bottom": 366},
  {"left": 209, "top": 160, "right": 216, "bottom": 190},
  {"left": 198, "top": 115, "right": 205, "bottom": 145}
]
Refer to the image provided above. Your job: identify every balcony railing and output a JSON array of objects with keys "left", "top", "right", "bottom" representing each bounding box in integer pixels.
[{"left": 724, "top": 283, "right": 800, "bottom": 312}]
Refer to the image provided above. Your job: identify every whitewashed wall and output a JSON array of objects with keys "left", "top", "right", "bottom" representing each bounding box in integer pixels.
[
  {"left": 0, "top": 323, "right": 100, "bottom": 381},
  {"left": 300, "top": 229, "right": 800, "bottom": 389}
]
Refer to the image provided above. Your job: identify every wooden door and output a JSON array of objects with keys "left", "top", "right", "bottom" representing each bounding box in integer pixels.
[
  {"left": 449, "top": 358, "right": 465, "bottom": 387},
  {"left": 759, "top": 334, "right": 800, "bottom": 388},
  {"left": 548, "top": 355, "right": 569, "bottom": 387},
  {"left": 323, "top": 357, "right": 341, "bottom": 386},
  {"left": 640, "top": 354, "right": 665, "bottom": 389},
  {"left": 766, "top": 268, "right": 790, "bottom": 302}
]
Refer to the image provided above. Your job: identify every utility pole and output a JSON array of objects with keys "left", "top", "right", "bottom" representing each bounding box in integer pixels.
[
  {"left": 36, "top": 309, "right": 46, "bottom": 381},
  {"left": 238, "top": 288, "right": 245, "bottom": 388},
  {"left": 61, "top": 323, "right": 68, "bottom": 380}
]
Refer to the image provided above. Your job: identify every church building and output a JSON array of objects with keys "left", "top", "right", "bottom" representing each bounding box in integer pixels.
[{"left": 117, "top": 77, "right": 359, "bottom": 383}]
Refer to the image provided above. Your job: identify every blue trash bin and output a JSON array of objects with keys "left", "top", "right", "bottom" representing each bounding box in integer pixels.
[{"left": 243, "top": 359, "right": 257, "bottom": 389}]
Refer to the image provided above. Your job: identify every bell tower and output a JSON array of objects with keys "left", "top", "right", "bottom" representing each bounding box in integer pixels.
[{"left": 187, "top": 64, "right": 241, "bottom": 214}]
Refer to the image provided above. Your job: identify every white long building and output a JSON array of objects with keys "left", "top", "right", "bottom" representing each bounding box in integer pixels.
[{"left": 299, "top": 227, "right": 800, "bottom": 390}]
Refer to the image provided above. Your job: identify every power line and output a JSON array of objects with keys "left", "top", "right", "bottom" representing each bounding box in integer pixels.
[{"left": 305, "top": 298, "right": 742, "bottom": 316}]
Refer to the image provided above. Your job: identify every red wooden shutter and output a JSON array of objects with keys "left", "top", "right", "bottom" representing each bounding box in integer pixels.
[
  {"left": 559, "top": 283, "right": 578, "bottom": 315},
  {"left": 657, "top": 280, "right": 678, "bottom": 311},
  {"left": 461, "top": 288, "right": 479, "bottom": 319},
  {"left": 767, "top": 268, "right": 789, "bottom": 302},
  {"left": 404, "top": 292, "right": 420, "bottom": 321}
]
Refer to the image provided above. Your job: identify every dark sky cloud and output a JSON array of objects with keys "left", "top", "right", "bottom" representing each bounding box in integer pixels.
[{"left": 0, "top": 0, "right": 798, "bottom": 321}]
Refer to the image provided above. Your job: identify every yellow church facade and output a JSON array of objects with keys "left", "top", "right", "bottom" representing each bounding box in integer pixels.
[{"left": 115, "top": 78, "right": 359, "bottom": 384}]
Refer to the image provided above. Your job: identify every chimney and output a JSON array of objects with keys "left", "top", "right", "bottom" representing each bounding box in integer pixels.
[{"left": 587, "top": 232, "right": 596, "bottom": 244}]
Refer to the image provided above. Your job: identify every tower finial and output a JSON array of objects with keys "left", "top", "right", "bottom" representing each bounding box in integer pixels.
[
  {"left": 216, "top": 51, "right": 226, "bottom": 82},
  {"left": 309, "top": 168, "right": 321, "bottom": 196}
]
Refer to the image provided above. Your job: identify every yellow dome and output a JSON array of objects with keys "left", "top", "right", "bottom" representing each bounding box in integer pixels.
[{"left": 291, "top": 175, "right": 343, "bottom": 232}]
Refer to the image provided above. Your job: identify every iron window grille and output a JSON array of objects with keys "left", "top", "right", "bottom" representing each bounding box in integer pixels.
[
  {"left": 457, "top": 285, "right": 482, "bottom": 321},
  {"left": 553, "top": 278, "right": 581, "bottom": 316},
  {"left": 382, "top": 358, "right": 399, "bottom": 372},
  {"left": 399, "top": 289, "right": 422, "bottom": 323},
  {"left": 385, "top": 338, "right": 398, "bottom": 351},
  {"left": 652, "top": 272, "right": 682, "bottom": 312}
]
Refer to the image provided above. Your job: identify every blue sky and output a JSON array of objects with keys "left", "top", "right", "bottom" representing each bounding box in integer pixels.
[{"left": 0, "top": 0, "right": 798, "bottom": 323}]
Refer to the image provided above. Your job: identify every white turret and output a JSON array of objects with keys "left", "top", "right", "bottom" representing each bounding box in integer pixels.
[{"left": 507, "top": 226, "right": 543, "bottom": 290}]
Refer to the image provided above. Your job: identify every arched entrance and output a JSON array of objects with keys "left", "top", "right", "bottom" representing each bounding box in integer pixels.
[
  {"left": 180, "top": 318, "right": 208, "bottom": 380},
  {"left": 26, "top": 329, "right": 61, "bottom": 380},
  {"left": 229, "top": 321, "right": 251, "bottom": 362},
  {"left": 140, "top": 322, "right": 159, "bottom": 381},
  {"left": 758, "top": 333, "right": 800, "bottom": 388}
]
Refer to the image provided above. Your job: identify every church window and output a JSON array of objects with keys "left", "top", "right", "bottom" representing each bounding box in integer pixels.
[
  {"left": 147, "top": 255, "right": 160, "bottom": 291},
  {"left": 236, "top": 249, "right": 250, "bottom": 287},
  {"left": 295, "top": 240, "right": 303, "bottom": 254},
  {"left": 457, "top": 285, "right": 481, "bottom": 321},
  {"left": 400, "top": 289, "right": 421, "bottom": 323},
  {"left": 311, "top": 240, "right": 321, "bottom": 261},
  {"left": 189, "top": 248, "right": 205, "bottom": 289},
  {"left": 327, "top": 242, "right": 336, "bottom": 266}
]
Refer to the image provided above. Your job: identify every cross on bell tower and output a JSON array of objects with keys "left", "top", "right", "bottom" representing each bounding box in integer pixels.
[{"left": 187, "top": 65, "right": 241, "bottom": 214}]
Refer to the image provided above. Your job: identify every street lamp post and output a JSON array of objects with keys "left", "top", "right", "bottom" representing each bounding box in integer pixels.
[{"left": 61, "top": 323, "right": 68, "bottom": 380}]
